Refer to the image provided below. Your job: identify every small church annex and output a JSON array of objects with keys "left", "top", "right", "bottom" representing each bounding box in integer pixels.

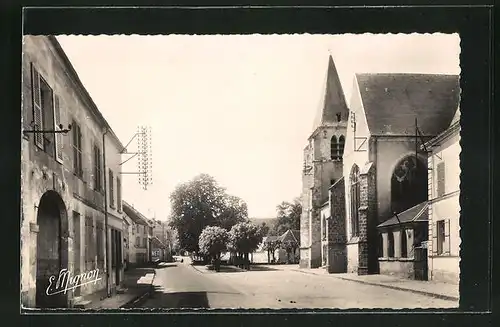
[{"left": 299, "top": 55, "right": 460, "bottom": 282}]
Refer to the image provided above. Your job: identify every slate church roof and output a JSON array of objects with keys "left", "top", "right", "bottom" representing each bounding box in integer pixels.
[
  {"left": 377, "top": 201, "right": 428, "bottom": 228},
  {"left": 355, "top": 73, "right": 460, "bottom": 136},
  {"left": 311, "top": 56, "right": 349, "bottom": 133}
]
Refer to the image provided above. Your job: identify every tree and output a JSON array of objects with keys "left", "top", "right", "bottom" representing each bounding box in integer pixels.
[
  {"left": 258, "top": 222, "right": 270, "bottom": 238},
  {"left": 228, "top": 222, "right": 263, "bottom": 270},
  {"left": 262, "top": 238, "right": 281, "bottom": 263},
  {"left": 198, "top": 226, "right": 229, "bottom": 272},
  {"left": 273, "top": 198, "right": 302, "bottom": 235},
  {"left": 169, "top": 174, "right": 248, "bottom": 252}
]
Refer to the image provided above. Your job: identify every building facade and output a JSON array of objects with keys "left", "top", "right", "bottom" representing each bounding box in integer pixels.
[
  {"left": 21, "top": 35, "right": 124, "bottom": 308},
  {"left": 122, "top": 201, "right": 152, "bottom": 267},
  {"left": 425, "top": 108, "right": 461, "bottom": 284}
]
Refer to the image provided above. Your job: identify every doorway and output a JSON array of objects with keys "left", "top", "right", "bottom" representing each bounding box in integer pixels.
[{"left": 35, "top": 190, "right": 68, "bottom": 308}]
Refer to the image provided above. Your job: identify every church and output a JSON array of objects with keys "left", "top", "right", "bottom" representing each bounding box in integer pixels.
[{"left": 299, "top": 55, "right": 460, "bottom": 278}]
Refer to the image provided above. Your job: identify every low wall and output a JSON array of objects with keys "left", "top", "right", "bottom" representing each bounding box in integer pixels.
[{"left": 379, "top": 258, "right": 415, "bottom": 279}]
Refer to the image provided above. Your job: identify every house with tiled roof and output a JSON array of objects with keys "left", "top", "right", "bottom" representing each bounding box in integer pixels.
[
  {"left": 342, "top": 73, "right": 460, "bottom": 278},
  {"left": 122, "top": 201, "right": 153, "bottom": 267}
]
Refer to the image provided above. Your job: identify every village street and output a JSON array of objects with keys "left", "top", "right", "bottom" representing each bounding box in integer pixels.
[{"left": 140, "top": 258, "right": 458, "bottom": 309}]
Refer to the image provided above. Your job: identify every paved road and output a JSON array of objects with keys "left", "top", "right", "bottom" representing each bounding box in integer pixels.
[{"left": 141, "top": 259, "right": 458, "bottom": 309}]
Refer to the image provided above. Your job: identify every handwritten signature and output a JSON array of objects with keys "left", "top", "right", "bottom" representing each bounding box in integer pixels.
[{"left": 46, "top": 268, "right": 102, "bottom": 296}]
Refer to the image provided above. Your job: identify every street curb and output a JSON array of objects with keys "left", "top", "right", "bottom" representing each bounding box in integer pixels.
[
  {"left": 292, "top": 269, "right": 459, "bottom": 302},
  {"left": 119, "top": 271, "right": 157, "bottom": 309}
]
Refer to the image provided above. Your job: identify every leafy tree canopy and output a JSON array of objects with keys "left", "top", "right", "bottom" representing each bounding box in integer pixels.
[
  {"left": 169, "top": 174, "right": 248, "bottom": 252},
  {"left": 198, "top": 226, "right": 229, "bottom": 258},
  {"left": 228, "top": 222, "right": 263, "bottom": 254},
  {"left": 272, "top": 198, "right": 302, "bottom": 236}
]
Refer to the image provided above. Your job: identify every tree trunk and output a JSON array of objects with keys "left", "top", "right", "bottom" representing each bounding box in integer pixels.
[{"left": 267, "top": 250, "right": 270, "bottom": 263}]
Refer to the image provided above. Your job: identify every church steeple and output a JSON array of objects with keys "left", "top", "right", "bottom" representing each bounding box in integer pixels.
[{"left": 312, "top": 55, "right": 349, "bottom": 132}]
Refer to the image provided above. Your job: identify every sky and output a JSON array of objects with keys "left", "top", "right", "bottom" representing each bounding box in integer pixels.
[{"left": 56, "top": 33, "right": 460, "bottom": 220}]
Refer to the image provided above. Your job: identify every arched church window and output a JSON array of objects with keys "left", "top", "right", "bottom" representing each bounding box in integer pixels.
[
  {"left": 338, "top": 135, "right": 345, "bottom": 160},
  {"left": 331, "top": 136, "right": 338, "bottom": 160},
  {"left": 391, "top": 155, "right": 428, "bottom": 214},
  {"left": 350, "top": 164, "right": 360, "bottom": 237},
  {"left": 401, "top": 229, "right": 408, "bottom": 258},
  {"left": 388, "top": 231, "right": 395, "bottom": 257}
]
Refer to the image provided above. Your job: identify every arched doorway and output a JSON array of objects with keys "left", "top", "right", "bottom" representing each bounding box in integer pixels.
[
  {"left": 35, "top": 190, "right": 69, "bottom": 308},
  {"left": 391, "top": 155, "right": 427, "bottom": 214}
]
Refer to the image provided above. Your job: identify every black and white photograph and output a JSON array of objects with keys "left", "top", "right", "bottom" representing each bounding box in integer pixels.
[{"left": 20, "top": 32, "right": 461, "bottom": 310}]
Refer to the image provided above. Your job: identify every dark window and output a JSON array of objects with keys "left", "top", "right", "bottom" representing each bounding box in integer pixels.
[
  {"left": 388, "top": 232, "right": 395, "bottom": 257},
  {"left": 336, "top": 112, "right": 342, "bottom": 122},
  {"left": 331, "top": 136, "right": 338, "bottom": 160},
  {"left": 436, "top": 162, "right": 446, "bottom": 197},
  {"left": 391, "top": 156, "right": 427, "bottom": 214},
  {"left": 330, "top": 179, "right": 336, "bottom": 185},
  {"left": 96, "top": 221, "right": 104, "bottom": 269},
  {"left": 72, "top": 121, "right": 83, "bottom": 177},
  {"left": 401, "top": 229, "right": 408, "bottom": 258},
  {"left": 93, "top": 145, "right": 102, "bottom": 191},
  {"left": 109, "top": 169, "right": 114, "bottom": 208},
  {"left": 338, "top": 135, "right": 345, "bottom": 160},
  {"left": 378, "top": 233, "right": 384, "bottom": 257},
  {"left": 437, "top": 220, "right": 445, "bottom": 255},
  {"left": 350, "top": 164, "right": 360, "bottom": 237},
  {"left": 85, "top": 216, "right": 95, "bottom": 270}
]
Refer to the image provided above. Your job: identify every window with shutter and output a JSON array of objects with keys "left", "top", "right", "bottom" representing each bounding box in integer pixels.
[
  {"left": 443, "top": 219, "right": 451, "bottom": 255},
  {"left": 436, "top": 162, "right": 446, "bottom": 197},
  {"left": 437, "top": 220, "right": 445, "bottom": 255},
  {"left": 40, "top": 77, "right": 55, "bottom": 157},
  {"left": 96, "top": 221, "right": 104, "bottom": 269},
  {"left": 109, "top": 169, "right": 114, "bottom": 207},
  {"left": 432, "top": 222, "right": 438, "bottom": 254},
  {"left": 53, "top": 95, "right": 63, "bottom": 163},
  {"left": 72, "top": 121, "right": 83, "bottom": 177},
  {"left": 85, "top": 216, "right": 95, "bottom": 270},
  {"left": 31, "top": 64, "right": 44, "bottom": 148},
  {"left": 117, "top": 177, "right": 122, "bottom": 212},
  {"left": 93, "top": 144, "right": 102, "bottom": 191}
]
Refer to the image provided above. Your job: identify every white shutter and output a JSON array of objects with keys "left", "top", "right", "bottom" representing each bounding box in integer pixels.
[
  {"left": 432, "top": 222, "right": 438, "bottom": 254},
  {"left": 31, "top": 64, "right": 43, "bottom": 148},
  {"left": 53, "top": 94, "right": 63, "bottom": 163},
  {"left": 443, "top": 219, "right": 451, "bottom": 255}
]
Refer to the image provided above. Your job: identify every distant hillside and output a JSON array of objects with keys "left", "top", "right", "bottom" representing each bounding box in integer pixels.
[{"left": 249, "top": 217, "right": 276, "bottom": 228}]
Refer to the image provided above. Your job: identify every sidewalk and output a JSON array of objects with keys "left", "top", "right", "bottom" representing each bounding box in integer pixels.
[
  {"left": 85, "top": 266, "right": 156, "bottom": 309},
  {"left": 291, "top": 267, "right": 459, "bottom": 302}
]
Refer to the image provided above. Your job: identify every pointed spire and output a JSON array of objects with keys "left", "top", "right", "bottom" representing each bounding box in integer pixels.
[{"left": 311, "top": 55, "right": 349, "bottom": 132}]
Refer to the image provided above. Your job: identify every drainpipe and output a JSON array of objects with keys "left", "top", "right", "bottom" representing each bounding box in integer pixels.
[{"left": 103, "top": 128, "right": 111, "bottom": 298}]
